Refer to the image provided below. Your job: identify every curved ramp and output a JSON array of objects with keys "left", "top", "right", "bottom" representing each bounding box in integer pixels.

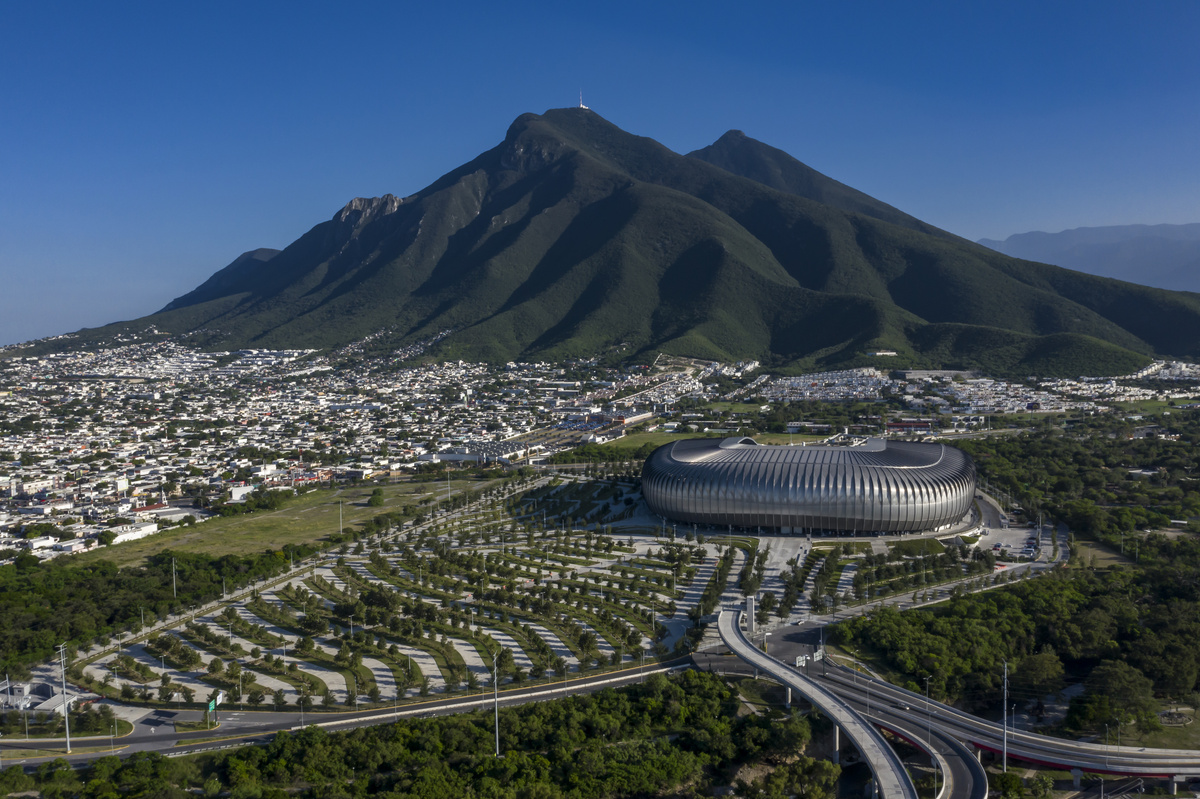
[{"left": 717, "top": 611, "right": 918, "bottom": 799}]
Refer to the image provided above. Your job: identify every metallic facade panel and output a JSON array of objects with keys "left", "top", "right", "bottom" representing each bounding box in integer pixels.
[{"left": 641, "top": 437, "right": 976, "bottom": 533}]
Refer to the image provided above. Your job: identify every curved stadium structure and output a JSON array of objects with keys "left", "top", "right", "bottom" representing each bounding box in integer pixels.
[{"left": 641, "top": 437, "right": 976, "bottom": 534}]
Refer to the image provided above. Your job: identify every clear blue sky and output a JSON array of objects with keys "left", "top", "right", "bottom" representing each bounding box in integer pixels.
[{"left": 2, "top": 1, "right": 1198, "bottom": 345}]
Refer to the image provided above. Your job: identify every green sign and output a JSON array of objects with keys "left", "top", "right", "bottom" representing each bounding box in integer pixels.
[{"left": 208, "top": 700, "right": 215, "bottom": 713}]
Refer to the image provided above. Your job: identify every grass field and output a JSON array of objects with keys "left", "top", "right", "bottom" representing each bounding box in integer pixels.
[
  {"left": 888, "top": 538, "right": 946, "bottom": 557},
  {"left": 1110, "top": 399, "right": 1177, "bottom": 415},
  {"left": 1071, "top": 537, "right": 1131, "bottom": 568},
  {"left": 602, "top": 431, "right": 825, "bottom": 449},
  {"left": 704, "top": 402, "right": 766, "bottom": 413},
  {"left": 1116, "top": 707, "right": 1200, "bottom": 750},
  {"left": 2, "top": 743, "right": 124, "bottom": 758},
  {"left": 70, "top": 478, "right": 500, "bottom": 568}
]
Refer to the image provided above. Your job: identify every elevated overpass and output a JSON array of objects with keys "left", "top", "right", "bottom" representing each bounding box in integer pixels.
[
  {"left": 812, "top": 661, "right": 1200, "bottom": 793},
  {"left": 718, "top": 610, "right": 921, "bottom": 799}
]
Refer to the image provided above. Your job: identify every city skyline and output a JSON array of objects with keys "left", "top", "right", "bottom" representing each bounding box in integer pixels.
[{"left": 2, "top": 2, "right": 1198, "bottom": 345}]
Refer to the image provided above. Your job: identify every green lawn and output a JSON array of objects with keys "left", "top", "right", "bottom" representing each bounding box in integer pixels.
[
  {"left": 1071, "top": 537, "right": 1132, "bottom": 568},
  {"left": 704, "top": 402, "right": 766, "bottom": 413},
  {"left": 887, "top": 538, "right": 946, "bottom": 557},
  {"left": 603, "top": 430, "right": 824, "bottom": 449},
  {"left": 1110, "top": 399, "right": 1178, "bottom": 415},
  {"left": 71, "top": 479, "right": 497, "bottom": 568},
  {"left": 1116, "top": 708, "right": 1200, "bottom": 749}
]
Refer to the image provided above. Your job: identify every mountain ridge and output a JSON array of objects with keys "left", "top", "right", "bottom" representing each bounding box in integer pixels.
[
  {"left": 979, "top": 224, "right": 1200, "bottom": 294},
  {"left": 16, "top": 107, "right": 1200, "bottom": 376}
]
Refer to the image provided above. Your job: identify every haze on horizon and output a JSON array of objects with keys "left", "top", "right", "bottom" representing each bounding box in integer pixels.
[{"left": 2, "top": 1, "right": 1198, "bottom": 347}]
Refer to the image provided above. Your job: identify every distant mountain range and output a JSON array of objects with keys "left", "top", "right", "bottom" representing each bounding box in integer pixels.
[
  {"left": 979, "top": 224, "right": 1200, "bottom": 294},
  {"left": 20, "top": 108, "right": 1200, "bottom": 376}
]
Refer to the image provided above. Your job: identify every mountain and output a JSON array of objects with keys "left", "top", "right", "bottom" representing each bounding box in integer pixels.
[
  {"left": 25, "top": 108, "right": 1200, "bottom": 376},
  {"left": 161, "top": 248, "right": 281, "bottom": 312},
  {"left": 979, "top": 224, "right": 1200, "bottom": 294},
  {"left": 686, "top": 130, "right": 945, "bottom": 238}
]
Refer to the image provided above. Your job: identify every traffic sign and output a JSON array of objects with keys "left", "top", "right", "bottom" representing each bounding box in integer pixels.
[{"left": 207, "top": 700, "right": 215, "bottom": 713}]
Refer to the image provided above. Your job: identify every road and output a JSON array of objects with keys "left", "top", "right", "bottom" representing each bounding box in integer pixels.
[
  {"left": 813, "top": 663, "right": 1200, "bottom": 784},
  {"left": 0, "top": 660, "right": 687, "bottom": 767},
  {"left": 717, "top": 610, "right": 919, "bottom": 799}
]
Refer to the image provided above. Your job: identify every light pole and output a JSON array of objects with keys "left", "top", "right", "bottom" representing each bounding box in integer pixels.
[
  {"left": 492, "top": 650, "right": 501, "bottom": 757},
  {"left": 1002, "top": 659, "right": 1008, "bottom": 772},
  {"left": 923, "top": 675, "right": 933, "bottom": 747},
  {"left": 109, "top": 723, "right": 115, "bottom": 754},
  {"left": 58, "top": 643, "right": 72, "bottom": 754}
]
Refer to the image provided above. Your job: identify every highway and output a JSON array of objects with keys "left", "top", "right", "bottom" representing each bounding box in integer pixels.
[
  {"left": 829, "top": 670, "right": 988, "bottom": 799},
  {"left": 717, "top": 610, "right": 920, "bottom": 799},
  {"left": 812, "top": 663, "right": 1200, "bottom": 785},
  {"left": 0, "top": 662, "right": 685, "bottom": 767}
]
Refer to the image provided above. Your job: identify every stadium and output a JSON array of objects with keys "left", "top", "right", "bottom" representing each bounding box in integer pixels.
[{"left": 641, "top": 437, "right": 976, "bottom": 534}]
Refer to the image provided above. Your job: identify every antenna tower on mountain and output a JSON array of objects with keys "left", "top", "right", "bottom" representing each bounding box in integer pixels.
[{"left": 579, "top": 91, "right": 588, "bottom": 110}]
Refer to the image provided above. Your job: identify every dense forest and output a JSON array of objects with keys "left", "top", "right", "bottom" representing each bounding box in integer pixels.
[
  {"left": 834, "top": 407, "right": 1200, "bottom": 735},
  {"left": 0, "top": 671, "right": 839, "bottom": 799},
  {"left": 955, "top": 409, "right": 1200, "bottom": 537}
]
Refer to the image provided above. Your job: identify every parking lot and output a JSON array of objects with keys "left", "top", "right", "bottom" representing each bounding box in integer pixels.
[{"left": 979, "top": 516, "right": 1049, "bottom": 561}]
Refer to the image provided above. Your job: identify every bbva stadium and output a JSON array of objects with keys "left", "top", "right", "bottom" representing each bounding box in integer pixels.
[{"left": 641, "top": 437, "right": 976, "bottom": 534}]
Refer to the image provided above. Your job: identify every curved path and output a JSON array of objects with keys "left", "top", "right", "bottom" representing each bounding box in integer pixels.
[
  {"left": 718, "top": 610, "right": 918, "bottom": 799},
  {"left": 814, "top": 663, "right": 1200, "bottom": 783},
  {"left": 821, "top": 665, "right": 988, "bottom": 799}
]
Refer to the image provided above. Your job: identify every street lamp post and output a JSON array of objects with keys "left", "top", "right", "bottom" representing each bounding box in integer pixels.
[
  {"left": 923, "top": 676, "right": 933, "bottom": 747},
  {"left": 109, "top": 723, "right": 115, "bottom": 754},
  {"left": 492, "top": 651, "right": 501, "bottom": 757},
  {"left": 58, "top": 643, "right": 72, "bottom": 754}
]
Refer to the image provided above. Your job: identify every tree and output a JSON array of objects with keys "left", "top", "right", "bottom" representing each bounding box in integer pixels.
[
  {"left": 990, "top": 770, "right": 1025, "bottom": 799},
  {"left": 272, "top": 688, "right": 287, "bottom": 710},
  {"left": 1014, "top": 651, "right": 1064, "bottom": 697},
  {"left": 247, "top": 689, "right": 265, "bottom": 707},
  {"left": 1029, "top": 773, "right": 1054, "bottom": 799}
]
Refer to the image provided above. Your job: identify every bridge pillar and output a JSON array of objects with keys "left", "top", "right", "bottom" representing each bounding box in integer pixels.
[
  {"left": 1070, "top": 769, "right": 1083, "bottom": 789},
  {"left": 785, "top": 686, "right": 791, "bottom": 708},
  {"left": 1170, "top": 775, "right": 1180, "bottom": 795},
  {"left": 832, "top": 725, "right": 840, "bottom": 764},
  {"left": 972, "top": 745, "right": 982, "bottom": 763}
]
